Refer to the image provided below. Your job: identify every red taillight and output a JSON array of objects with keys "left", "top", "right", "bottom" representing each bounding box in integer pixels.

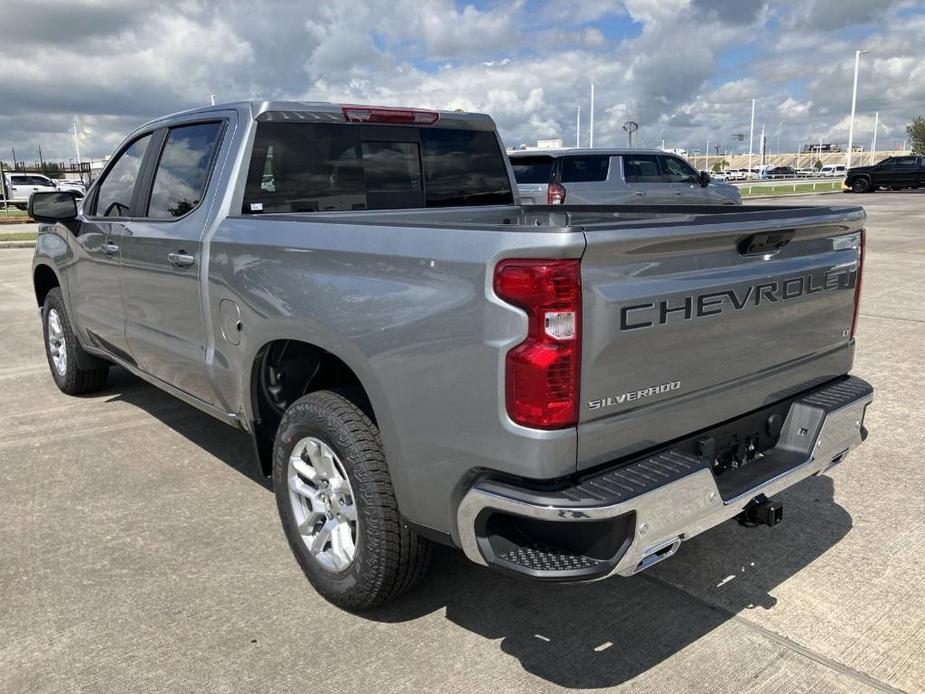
[
  {"left": 494, "top": 259, "right": 581, "bottom": 429},
  {"left": 341, "top": 105, "right": 440, "bottom": 125},
  {"left": 850, "top": 229, "right": 865, "bottom": 338},
  {"left": 547, "top": 182, "right": 567, "bottom": 205}
]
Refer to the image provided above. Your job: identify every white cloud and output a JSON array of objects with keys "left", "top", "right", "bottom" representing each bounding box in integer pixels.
[{"left": 1, "top": 0, "right": 923, "bottom": 162}]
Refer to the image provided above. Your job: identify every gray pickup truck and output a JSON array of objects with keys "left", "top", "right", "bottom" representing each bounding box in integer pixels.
[{"left": 30, "top": 101, "right": 872, "bottom": 611}]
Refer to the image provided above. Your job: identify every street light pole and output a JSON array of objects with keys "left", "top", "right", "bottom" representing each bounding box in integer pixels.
[
  {"left": 846, "top": 49, "right": 869, "bottom": 170},
  {"left": 869, "top": 111, "right": 878, "bottom": 164},
  {"left": 589, "top": 84, "right": 595, "bottom": 148},
  {"left": 576, "top": 106, "right": 581, "bottom": 149},
  {"left": 747, "top": 98, "right": 756, "bottom": 179}
]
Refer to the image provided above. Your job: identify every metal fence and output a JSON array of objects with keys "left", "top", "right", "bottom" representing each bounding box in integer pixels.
[{"left": 739, "top": 180, "right": 844, "bottom": 196}]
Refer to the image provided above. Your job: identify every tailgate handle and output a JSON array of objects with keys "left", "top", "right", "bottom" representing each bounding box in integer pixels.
[{"left": 738, "top": 230, "right": 795, "bottom": 256}]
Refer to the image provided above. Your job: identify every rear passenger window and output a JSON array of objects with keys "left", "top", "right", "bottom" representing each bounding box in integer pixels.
[
  {"left": 94, "top": 134, "right": 152, "bottom": 217},
  {"left": 147, "top": 122, "right": 223, "bottom": 218},
  {"left": 623, "top": 154, "right": 662, "bottom": 183},
  {"left": 561, "top": 156, "right": 609, "bottom": 182}
]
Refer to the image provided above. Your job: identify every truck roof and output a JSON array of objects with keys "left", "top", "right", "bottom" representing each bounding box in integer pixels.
[
  {"left": 136, "top": 100, "right": 496, "bottom": 134},
  {"left": 508, "top": 147, "right": 677, "bottom": 158}
]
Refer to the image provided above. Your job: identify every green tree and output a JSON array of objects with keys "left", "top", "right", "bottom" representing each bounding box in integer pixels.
[
  {"left": 814, "top": 159, "right": 823, "bottom": 170},
  {"left": 907, "top": 116, "right": 925, "bottom": 154},
  {"left": 711, "top": 159, "right": 729, "bottom": 172}
]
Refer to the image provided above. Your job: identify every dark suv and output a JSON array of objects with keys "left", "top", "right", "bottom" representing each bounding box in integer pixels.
[{"left": 846, "top": 155, "right": 925, "bottom": 193}]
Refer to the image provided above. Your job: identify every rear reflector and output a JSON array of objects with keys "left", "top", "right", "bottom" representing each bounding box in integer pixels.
[
  {"left": 341, "top": 105, "right": 440, "bottom": 125},
  {"left": 850, "top": 229, "right": 865, "bottom": 338},
  {"left": 494, "top": 259, "right": 581, "bottom": 429}
]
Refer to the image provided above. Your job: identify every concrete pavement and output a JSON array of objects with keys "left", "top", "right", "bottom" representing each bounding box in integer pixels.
[{"left": 0, "top": 191, "right": 923, "bottom": 692}]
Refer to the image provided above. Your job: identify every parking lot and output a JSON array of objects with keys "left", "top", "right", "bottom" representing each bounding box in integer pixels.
[{"left": 1, "top": 191, "right": 922, "bottom": 693}]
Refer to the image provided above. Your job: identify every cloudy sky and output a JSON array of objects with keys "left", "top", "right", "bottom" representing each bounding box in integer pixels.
[{"left": 1, "top": 0, "right": 923, "bottom": 163}]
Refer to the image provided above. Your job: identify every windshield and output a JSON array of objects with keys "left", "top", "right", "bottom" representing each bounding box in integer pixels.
[{"left": 509, "top": 156, "right": 555, "bottom": 184}]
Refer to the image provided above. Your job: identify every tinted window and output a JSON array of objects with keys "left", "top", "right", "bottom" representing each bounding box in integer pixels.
[
  {"left": 561, "top": 156, "right": 610, "bottom": 183},
  {"left": 362, "top": 142, "right": 422, "bottom": 191},
  {"left": 661, "top": 156, "right": 699, "bottom": 183},
  {"left": 29, "top": 176, "right": 53, "bottom": 186},
  {"left": 420, "top": 128, "right": 513, "bottom": 207},
  {"left": 244, "top": 123, "right": 365, "bottom": 213},
  {"left": 510, "top": 156, "right": 555, "bottom": 184},
  {"left": 895, "top": 156, "right": 917, "bottom": 168},
  {"left": 94, "top": 134, "right": 152, "bottom": 217},
  {"left": 10, "top": 175, "right": 28, "bottom": 185},
  {"left": 243, "top": 123, "right": 513, "bottom": 213},
  {"left": 623, "top": 154, "right": 662, "bottom": 183},
  {"left": 148, "top": 122, "right": 223, "bottom": 218}
]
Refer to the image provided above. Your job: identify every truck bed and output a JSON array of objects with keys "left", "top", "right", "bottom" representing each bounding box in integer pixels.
[{"left": 239, "top": 202, "right": 864, "bottom": 232}]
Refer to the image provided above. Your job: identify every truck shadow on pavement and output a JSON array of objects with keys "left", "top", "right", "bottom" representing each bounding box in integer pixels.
[
  {"left": 101, "top": 368, "right": 271, "bottom": 491},
  {"left": 368, "top": 476, "right": 852, "bottom": 688},
  {"left": 103, "top": 367, "right": 852, "bottom": 689}
]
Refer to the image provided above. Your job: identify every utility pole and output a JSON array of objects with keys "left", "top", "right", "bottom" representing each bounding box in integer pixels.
[
  {"left": 589, "top": 84, "right": 595, "bottom": 149},
  {"left": 11, "top": 147, "right": 17, "bottom": 170},
  {"left": 705, "top": 139, "right": 709, "bottom": 172},
  {"left": 747, "top": 98, "right": 756, "bottom": 179},
  {"left": 576, "top": 106, "right": 581, "bottom": 149},
  {"left": 38, "top": 145, "right": 45, "bottom": 173},
  {"left": 869, "top": 111, "right": 879, "bottom": 164},
  {"left": 846, "top": 49, "right": 869, "bottom": 170}
]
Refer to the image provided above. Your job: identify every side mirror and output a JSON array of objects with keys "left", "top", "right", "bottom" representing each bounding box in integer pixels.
[
  {"left": 28, "top": 191, "right": 78, "bottom": 223},
  {"left": 699, "top": 171, "right": 711, "bottom": 187}
]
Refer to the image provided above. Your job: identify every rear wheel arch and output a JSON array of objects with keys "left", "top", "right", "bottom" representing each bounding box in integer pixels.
[{"left": 249, "top": 339, "right": 379, "bottom": 476}]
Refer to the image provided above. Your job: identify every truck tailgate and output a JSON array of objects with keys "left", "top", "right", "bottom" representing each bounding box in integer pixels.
[{"left": 577, "top": 208, "right": 865, "bottom": 469}]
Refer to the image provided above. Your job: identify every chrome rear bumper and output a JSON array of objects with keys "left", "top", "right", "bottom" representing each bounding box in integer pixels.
[{"left": 457, "top": 376, "right": 873, "bottom": 581}]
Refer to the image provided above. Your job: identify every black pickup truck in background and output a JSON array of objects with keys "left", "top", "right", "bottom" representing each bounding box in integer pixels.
[{"left": 846, "top": 155, "right": 925, "bottom": 193}]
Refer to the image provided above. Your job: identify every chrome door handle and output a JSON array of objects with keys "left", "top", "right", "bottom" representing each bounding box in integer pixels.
[
  {"left": 632, "top": 191, "right": 646, "bottom": 196},
  {"left": 167, "top": 251, "right": 195, "bottom": 268},
  {"left": 101, "top": 242, "right": 119, "bottom": 256},
  {"left": 673, "top": 191, "right": 683, "bottom": 196}
]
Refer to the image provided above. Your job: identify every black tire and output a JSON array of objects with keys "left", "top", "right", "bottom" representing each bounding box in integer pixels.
[
  {"left": 42, "top": 288, "right": 109, "bottom": 394},
  {"left": 273, "top": 390, "right": 430, "bottom": 611},
  {"left": 851, "top": 177, "right": 871, "bottom": 193}
]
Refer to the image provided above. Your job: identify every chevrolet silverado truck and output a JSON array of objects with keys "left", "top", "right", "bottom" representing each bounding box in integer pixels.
[{"left": 29, "top": 101, "right": 873, "bottom": 610}]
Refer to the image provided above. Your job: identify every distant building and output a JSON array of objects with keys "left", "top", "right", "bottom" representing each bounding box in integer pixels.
[{"left": 507, "top": 138, "right": 565, "bottom": 152}]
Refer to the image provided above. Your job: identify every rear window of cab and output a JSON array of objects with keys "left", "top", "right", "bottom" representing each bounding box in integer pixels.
[
  {"left": 243, "top": 122, "right": 514, "bottom": 213},
  {"left": 510, "top": 156, "right": 555, "bottom": 184}
]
